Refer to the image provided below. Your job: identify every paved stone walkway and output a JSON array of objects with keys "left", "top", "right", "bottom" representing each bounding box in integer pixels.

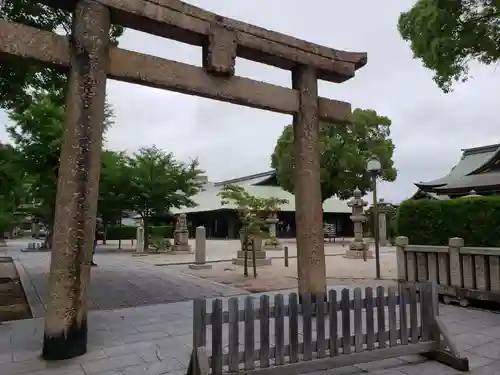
[
  {"left": 4, "top": 241, "right": 246, "bottom": 316},
  {"left": 1, "top": 286, "right": 500, "bottom": 375}
]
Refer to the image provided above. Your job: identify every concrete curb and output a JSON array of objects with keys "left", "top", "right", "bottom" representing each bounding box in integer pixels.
[{"left": 13, "top": 259, "right": 45, "bottom": 318}]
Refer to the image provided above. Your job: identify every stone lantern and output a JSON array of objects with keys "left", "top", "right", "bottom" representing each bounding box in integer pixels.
[
  {"left": 264, "top": 212, "right": 283, "bottom": 250},
  {"left": 344, "top": 188, "right": 373, "bottom": 259}
]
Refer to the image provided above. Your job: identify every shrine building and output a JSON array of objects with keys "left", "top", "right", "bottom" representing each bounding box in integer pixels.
[
  {"left": 171, "top": 171, "right": 354, "bottom": 239},
  {"left": 413, "top": 143, "right": 500, "bottom": 200}
]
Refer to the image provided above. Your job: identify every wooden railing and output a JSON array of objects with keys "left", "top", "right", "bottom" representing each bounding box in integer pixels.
[
  {"left": 187, "top": 283, "right": 468, "bottom": 375},
  {"left": 396, "top": 236, "right": 500, "bottom": 306}
]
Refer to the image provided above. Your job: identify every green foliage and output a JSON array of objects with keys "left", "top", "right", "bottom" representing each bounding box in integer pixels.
[
  {"left": 397, "top": 197, "right": 500, "bottom": 246},
  {"left": 271, "top": 109, "right": 397, "bottom": 201},
  {"left": 149, "top": 236, "right": 171, "bottom": 252},
  {"left": 99, "top": 150, "right": 133, "bottom": 230},
  {"left": 218, "top": 184, "right": 288, "bottom": 237},
  {"left": 106, "top": 225, "right": 137, "bottom": 240},
  {"left": 7, "top": 90, "right": 115, "bottom": 227},
  {"left": 0, "top": 1, "right": 123, "bottom": 112},
  {"left": 149, "top": 225, "right": 174, "bottom": 238},
  {"left": 398, "top": 0, "right": 500, "bottom": 92},
  {"left": 0, "top": 143, "right": 26, "bottom": 234},
  {"left": 128, "top": 146, "right": 204, "bottom": 248}
]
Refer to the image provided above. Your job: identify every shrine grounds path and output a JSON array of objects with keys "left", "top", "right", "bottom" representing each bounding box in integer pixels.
[{"left": 2, "top": 239, "right": 246, "bottom": 316}]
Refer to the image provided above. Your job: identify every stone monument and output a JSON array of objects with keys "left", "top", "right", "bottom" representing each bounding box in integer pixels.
[
  {"left": 172, "top": 213, "right": 192, "bottom": 254},
  {"left": 133, "top": 224, "right": 146, "bottom": 256},
  {"left": 344, "top": 188, "right": 373, "bottom": 259},
  {"left": 377, "top": 199, "right": 391, "bottom": 246},
  {"left": 264, "top": 213, "right": 283, "bottom": 250},
  {"left": 189, "top": 226, "right": 212, "bottom": 269}
]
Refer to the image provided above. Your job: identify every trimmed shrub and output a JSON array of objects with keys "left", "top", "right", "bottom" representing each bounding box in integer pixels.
[
  {"left": 106, "top": 225, "right": 137, "bottom": 240},
  {"left": 149, "top": 225, "right": 174, "bottom": 239},
  {"left": 396, "top": 197, "right": 500, "bottom": 246}
]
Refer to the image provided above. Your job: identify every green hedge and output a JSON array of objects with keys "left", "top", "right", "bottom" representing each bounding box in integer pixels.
[
  {"left": 106, "top": 225, "right": 174, "bottom": 240},
  {"left": 396, "top": 197, "right": 500, "bottom": 246}
]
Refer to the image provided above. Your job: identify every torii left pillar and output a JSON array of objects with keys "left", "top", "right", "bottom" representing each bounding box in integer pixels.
[{"left": 42, "top": 0, "right": 110, "bottom": 360}]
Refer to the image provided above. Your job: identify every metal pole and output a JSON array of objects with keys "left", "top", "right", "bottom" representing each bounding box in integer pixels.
[{"left": 372, "top": 173, "right": 381, "bottom": 279}]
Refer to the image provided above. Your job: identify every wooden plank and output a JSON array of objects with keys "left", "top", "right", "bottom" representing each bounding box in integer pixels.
[
  {"left": 302, "top": 293, "right": 313, "bottom": 360},
  {"left": 388, "top": 287, "right": 397, "bottom": 347},
  {"left": 406, "top": 253, "right": 417, "bottom": 282},
  {"left": 328, "top": 290, "right": 338, "bottom": 356},
  {"left": 365, "top": 287, "right": 375, "bottom": 351},
  {"left": 427, "top": 253, "right": 438, "bottom": 283},
  {"left": 244, "top": 296, "right": 255, "bottom": 370},
  {"left": 289, "top": 293, "right": 299, "bottom": 363},
  {"left": 438, "top": 253, "right": 450, "bottom": 286},
  {"left": 462, "top": 255, "right": 475, "bottom": 289},
  {"left": 353, "top": 288, "right": 363, "bottom": 353},
  {"left": 416, "top": 253, "right": 428, "bottom": 282},
  {"left": 409, "top": 285, "right": 419, "bottom": 343},
  {"left": 274, "top": 294, "right": 285, "bottom": 366},
  {"left": 316, "top": 293, "right": 326, "bottom": 358},
  {"left": 341, "top": 289, "right": 351, "bottom": 355},
  {"left": 0, "top": 20, "right": 352, "bottom": 124},
  {"left": 193, "top": 299, "right": 206, "bottom": 348},
  {"left": 420, "top": 283, "right": 431, "bottom": 341},
  {"left": 475, "top": 255, "right": 488, "bottom": 291},
  {"left": 490, "top": 256, "right": 500, "bottom": 293},
  {"left": 241, "top": 343, "right": 436, "bottom": 375},
  {"left": 211, "top": 299, "right": 223, "bottom": 375},
  {"left": 376, "top": 286, "right": 386, "bottom": 349},
  {"left": 228, "top": 297, "right": 240, "bottom": 372},
  {"left": 259, "top": 295, "right": 270, "bottom": 369},
  {"left": 398, "top": 285, "right": 408, "bottom": 345}
]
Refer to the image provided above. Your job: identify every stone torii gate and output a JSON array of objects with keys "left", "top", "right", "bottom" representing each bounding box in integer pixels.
[{"left": 0, "top": 0, "right": 367, "bottom": 360}]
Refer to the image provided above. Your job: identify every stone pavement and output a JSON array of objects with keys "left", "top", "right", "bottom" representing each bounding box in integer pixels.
[
  {"left": 3, "top": 240, "right": 246, "bottom": 317},
  {"left": 2, "top": 285, "right": 500, "bottom": 375}
]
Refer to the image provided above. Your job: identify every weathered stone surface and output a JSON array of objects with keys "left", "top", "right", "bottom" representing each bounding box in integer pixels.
[
  {"left": 43, "top": 0, "right": 111, "bottom": 360},
  {"left": 203, "top": 23, "right": 237, "bottom": 76},
  {"left": 292, "top": 65, "right": 326, "bottom": 298},
  {"left": 172, "top": 214, "right": 191, "bottom": 254},
  {"left": 345, "top": 188, "right": 369, "bottom": 259}
]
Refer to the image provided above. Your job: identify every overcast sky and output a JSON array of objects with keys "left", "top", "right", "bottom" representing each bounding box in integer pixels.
[{"left": 1, "top": 0, "right": 499, "bottom": 204}]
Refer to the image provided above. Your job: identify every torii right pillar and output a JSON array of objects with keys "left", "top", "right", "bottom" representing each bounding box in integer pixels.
[{"left": 292, "top": 65, "right": 326, "bottom": 302}]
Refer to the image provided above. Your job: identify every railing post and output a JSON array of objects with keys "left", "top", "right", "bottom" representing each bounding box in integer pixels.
[
  {"left": 448, "top": 237, "right": 463, "bottom": 288},
  {"left": 396, "top": 236, "right": 408, "bottom": 281}
]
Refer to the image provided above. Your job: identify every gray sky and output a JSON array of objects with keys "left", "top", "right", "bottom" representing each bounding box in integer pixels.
[{"left": 1, "top": 0, "right": 499, "bottom": 204}]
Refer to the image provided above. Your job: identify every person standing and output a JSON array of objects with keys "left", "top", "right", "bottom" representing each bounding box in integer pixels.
[{"left": 91, "top": 226, "right": 99, "bottom": 267}]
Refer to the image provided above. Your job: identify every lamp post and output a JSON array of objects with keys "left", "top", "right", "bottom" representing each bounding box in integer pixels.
[{"left": 367, "top": 157, "right": 382, "bottom": 279}]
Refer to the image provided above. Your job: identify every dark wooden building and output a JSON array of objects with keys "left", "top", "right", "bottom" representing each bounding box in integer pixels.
[{"left": 413, "top": 144, "right": 500, "bottom": 200}]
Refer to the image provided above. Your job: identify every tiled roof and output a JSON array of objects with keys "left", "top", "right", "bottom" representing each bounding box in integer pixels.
[{"left": 171, "top": 172, "right": 350, "bottom": 214}]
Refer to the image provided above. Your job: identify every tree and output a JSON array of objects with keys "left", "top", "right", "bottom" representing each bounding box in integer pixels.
[
  {"left": 218, "top": 184, "right": 288, "bottom": 277},
  {"left": 7, "top": 90, "right": 115, "bottom": 247},
  {"left": 0, "top": 1, "right": 123, "bottom": 113},
  {"left": 398, "top": 0, "right": 500, "bottom": 92},
  {"left": 98, "top": 150, "right": 134, "bottom": 245},
  {"left": 128, "top": 146, "right": 204, "bottom": 250},
  {"left": 271, "top": 108, "right": 397, "bottom": 201},
  {"left": 0, "top": 143, "right": 25, "bottom": 238}
]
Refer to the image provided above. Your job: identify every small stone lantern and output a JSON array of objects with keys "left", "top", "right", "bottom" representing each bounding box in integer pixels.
[{"left": 344, "top": 188, "right": 373, "bottom": 259}]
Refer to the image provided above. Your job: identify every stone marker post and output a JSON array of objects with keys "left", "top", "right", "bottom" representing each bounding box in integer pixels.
[
  {"left": 189, "top": 226, "right": 212, "bottom": 269},
  {"left": 377, "top": 199, "right": 390, "bottom": 246},
  {"left": 344, "top": 188, "right": 373, "bottom": 259},
  {"left": 134, "top": 225, "right": 146, "bottom": 255}
]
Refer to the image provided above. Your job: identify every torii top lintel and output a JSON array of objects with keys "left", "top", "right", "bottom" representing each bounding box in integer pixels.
[{"left": 43, "top": 0, "right": 367, "bottom": 83}]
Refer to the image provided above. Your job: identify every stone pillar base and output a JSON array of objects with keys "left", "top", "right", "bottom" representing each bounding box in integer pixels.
[
  {"left": 189, "top": 263, "right": 213, "bottom": 269},
  {"left": 344, "top": 250, "right": 374, "bottom": 259},
  {"left": 171, "top": 245, "right": 192, "bottom": 254}
]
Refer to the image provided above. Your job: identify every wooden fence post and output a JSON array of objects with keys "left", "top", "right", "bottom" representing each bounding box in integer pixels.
[
  {"left": 448, "top": 237, "right": 463, "bottom": 288},
  {"left": 396, "top": 236, "right": 408, "bottom": 281}
]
